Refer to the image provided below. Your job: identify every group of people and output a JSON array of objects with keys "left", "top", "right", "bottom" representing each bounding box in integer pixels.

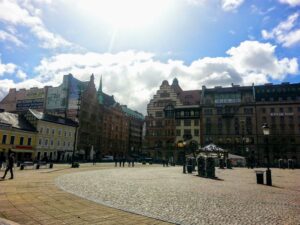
[
  {"left": 0, "top": 150, "right": 15, "bottom": 180},
  {"left": 114, "top": 156, "right": 135, "bottom": 167}
]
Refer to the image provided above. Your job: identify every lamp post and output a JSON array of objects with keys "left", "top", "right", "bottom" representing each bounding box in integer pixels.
[
  {"left": 262, "top": 123, "right": 272, "bottom": 186},
  {"left": 183, "top": 141, "right": 186, "bottom": 173}
]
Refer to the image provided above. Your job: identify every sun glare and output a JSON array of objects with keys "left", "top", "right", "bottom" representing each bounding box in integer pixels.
[{"left": 81, "top": 0, "right": 171, "bottom": 29}]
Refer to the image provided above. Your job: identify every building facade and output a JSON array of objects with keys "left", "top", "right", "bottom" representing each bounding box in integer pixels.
[
  {"left": 146, "top": 80, "right": 300, "bottom": 167},
  {"left": 0, "top": 112, "right": 37, "bottom": 161},
  {"left": 0, "top": 74, "right": 144, "bottom": 161},
  {"left": 121, "top": 105, "right": 144, "bottom": 157},
  {"left": 0, "top": 87, "right": 48, "bottom": 113},
  {"left": 24, "top": 109, "right": 78, "bottom": 162},
  {"left": 145, "top": 78, "right": 201, "bottom": 163},
  {"left": 254, "top": 83, "right": 300, "bottom": 167}
]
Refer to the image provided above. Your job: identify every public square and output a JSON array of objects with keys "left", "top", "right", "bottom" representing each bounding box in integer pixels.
[{"left": 1, "top": 163, "right": 299, "bottom": 225}]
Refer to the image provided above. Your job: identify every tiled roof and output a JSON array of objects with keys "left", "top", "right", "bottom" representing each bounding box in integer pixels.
[
  {"left": 0, "top": 112, "right": 36, "bottom": 132},
  {"left": 29, "top": 109, "right": 78, "bottom": 127}
]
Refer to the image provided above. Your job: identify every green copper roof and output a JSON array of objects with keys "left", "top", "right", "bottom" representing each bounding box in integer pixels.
[{"left": 121, "top": 105, "right": 144, "bottom": 120}]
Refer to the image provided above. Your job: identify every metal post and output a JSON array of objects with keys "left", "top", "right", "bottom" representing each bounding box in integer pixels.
[
  {"left": 266, "top": 137, "right": 272, "bottom": 186},
  {"left": 183, "top": 142, "right": 186, "bottom": 173}
]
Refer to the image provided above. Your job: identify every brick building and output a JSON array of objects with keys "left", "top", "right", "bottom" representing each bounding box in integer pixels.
[
  {"left": 0, "top": 74, "right": 144, "bottom": 160},
  {"left": 146, "top": 79, "right": 300, "bottom": 167}
]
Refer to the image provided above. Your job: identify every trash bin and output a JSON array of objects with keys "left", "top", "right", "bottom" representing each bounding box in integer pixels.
[
  {"left": 197, "top": 157, "right": 206, "bottom": 177},
  {"left": 255, "top": 171, "right": 264, "bottom": 184}
]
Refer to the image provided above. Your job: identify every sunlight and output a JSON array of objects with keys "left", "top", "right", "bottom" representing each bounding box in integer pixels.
[{"left": 80, "top": 0, "right": 171, "bottom": 29}]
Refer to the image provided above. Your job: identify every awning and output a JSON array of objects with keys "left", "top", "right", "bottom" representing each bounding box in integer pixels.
[{"left": 12, "top": 148, "right": 35, "bottom": 153}]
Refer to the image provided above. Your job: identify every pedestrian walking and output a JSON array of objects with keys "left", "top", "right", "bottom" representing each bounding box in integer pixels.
[
  {"left": 122, "top": 157, "right": 125, "bottom": 167},
  {"left": 132, "top": 158, "right": 135, "bottom": 167},
  {"left": 1, "top": 151, "right": 15, "bottom": 180},
  {"left": 119, "top": 157, "right": 122, "bottom": 167},
  {"left": 114, "top": 154, "right": 118, "bottom": 167},
  {"left": 0, "top": 154, "right": 5, "bottom": 170}
]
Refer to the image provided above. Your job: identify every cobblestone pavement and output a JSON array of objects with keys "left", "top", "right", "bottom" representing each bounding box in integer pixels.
[
  {"left": 0, "top": 163, "right": 171, "bottom": 225},
  {"left": 56, "top": 166, "right": 300, "bottom": 225}
]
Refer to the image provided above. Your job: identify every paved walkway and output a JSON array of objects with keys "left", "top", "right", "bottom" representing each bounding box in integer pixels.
[
  {"left": 0, "top": 163, "right": 171, "bottom": 225},
  {"left": 57, "top": 166, "right": 300, "bottom": 225}
]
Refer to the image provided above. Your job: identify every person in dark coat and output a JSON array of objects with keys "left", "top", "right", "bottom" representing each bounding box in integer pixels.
[{"left": 1, "top": 151, "right": 15, "bottom": 180}]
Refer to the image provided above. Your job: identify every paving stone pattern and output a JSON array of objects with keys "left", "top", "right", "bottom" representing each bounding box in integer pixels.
[
  {"left": 0, "top": 164, "right": 171, "bottom": 225},
  {"left": 56, "top": 167, "right": 300, "bottom": 225}
]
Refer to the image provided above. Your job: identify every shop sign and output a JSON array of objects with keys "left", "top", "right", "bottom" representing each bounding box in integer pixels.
[
  {"left": 270, "top": 112, "right": 294, "bottom": 116},
  {"left": 15, "top": 145, "right": 33, "bottom": 150}
]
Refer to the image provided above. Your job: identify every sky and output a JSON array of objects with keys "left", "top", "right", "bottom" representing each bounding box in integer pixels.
[{"left": 0, "top": 0, "right": 300, "bottom": 114}]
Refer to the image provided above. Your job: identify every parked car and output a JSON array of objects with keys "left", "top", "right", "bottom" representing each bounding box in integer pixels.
[{"left": 101, "top": 155, "right": 114, "bottom": 162}]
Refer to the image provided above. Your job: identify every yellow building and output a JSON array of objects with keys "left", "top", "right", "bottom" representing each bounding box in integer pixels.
[
  {"left": 25, "top": 109, "right": 78, "bottom": 161},
  {"left": 0, "top": 112, "right": 37, "bottom": 161}
]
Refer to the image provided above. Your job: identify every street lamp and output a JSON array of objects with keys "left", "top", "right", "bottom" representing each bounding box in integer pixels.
[
  {"left": 262, "top": 123, "right": 272, "bottom": 186},
  {"left": 182, "top": 141, "right": 186, "bottom": 173},
  {"left": 177, "top": 141, "right": 186, "bottom": 173}
]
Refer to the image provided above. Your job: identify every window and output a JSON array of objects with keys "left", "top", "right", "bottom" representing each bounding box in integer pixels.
[
  {"left": 44, "top": 139, "right": 48, "bottom": 146},
  {"left": 279, "top": 108, "right": 284, "bottom": 113},
  {"left": 270, "top": 108, "right": 275, "bottom": 113},
  {"left": 206, "top": 117, "right": 211, "bottom": 124},
  {"left": 184, "top": 129, "right": 191, "bottom": 135},
  {"left": 244, "top": 108, "right": 253, "bottom": 114},
  {"left": 68, "top": 142, "right": 70, "bottom": 147},
  {"left": 27, "top": 137, "right": 32, "bottom": 146},
  {"left": 184, "top": 111, "right": 190, "bottom": 117},
  {"left": 194, "top": 111, "right": 200, "bottom": 116},
  {"left": 58, "top": 129, "right": 62, "bottom": 136},
  {"left": 288, "top": 107, "right": 293, "bottom": 113},
  {"left": 64, "top": 131, "right": 67, "bottom": 137},
  {"left": 184, "top": 119, "right": 191, "bottom": 126},
  {"left": 176, "top": 120, "right": 181, "bottom": 126},
  {"left": 155, "top": 111, "right": 163, "bottom": 117},
  {"left": 176, "top": 130, "right": 181, "bottom": 136},
  {"left": 20, "top": 137, "right": 24, "bottom": 145},
  {"left": 10, "top": 136, "right": 15, "bottom": 145},
  {"left": 194, "top": 129, "right": 199, "bottom": 136},
  {"left": 204, "top": 108, "right": 213, "bottom": 115},
  {"left": 50, "top": 139, "right": 54, "bottom": 146},
  {"left": 216, "top": 108, "right": 222, "bottom": 115},
  {"left": 261, "top": 108, "right": 266, "bottom": 113},
  {"left": 52, "top": 128, "right": 55, "bottom": 135},
  {"left": 46, "top": 128, "right": 49, "bottom": 134},
  {"left": 57, "top": 140, "right": 60, "bottom": 146},
  {"left": 194, "top": 119, "right": 199, "bottom": 126},
  {"left": 69, "top": 131, "right": 72, "bottom": 137},
  {"left": 2, "top": 134, "right": 7, "bottom": 144},
  {"left": 38, "top": 138, "right": 42, "bottom": 145},
  {"left": 39, "top": 127, "right": 43, "bottom": 133},
  {"left": 271, "top": 117, "right": 276, "bottom": 124}
]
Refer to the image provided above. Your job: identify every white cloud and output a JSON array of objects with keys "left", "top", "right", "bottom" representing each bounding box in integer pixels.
[
  {"left": 221, "top": 0, "right": 244, "bottom": 11},
  {"left": 0, "top": 0, "right": 73, "bottom": 49},
  {"left": 26, "top": 41, "right": 298, "bottom": 113},
  {"left": 16, "top": 69, "right": 27, "bottom": 80},
  {"left": 0, "top": 58, "right": 17, "bottom": 76},
  {"left": 279, "top": 0, "right": 300, "bottom": 6},
  {"left": 262, "top": 13, "right": 300, "bottom": 47},
  {"left": 0, "top": 30, "right": 25, "bottom": 46}
]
